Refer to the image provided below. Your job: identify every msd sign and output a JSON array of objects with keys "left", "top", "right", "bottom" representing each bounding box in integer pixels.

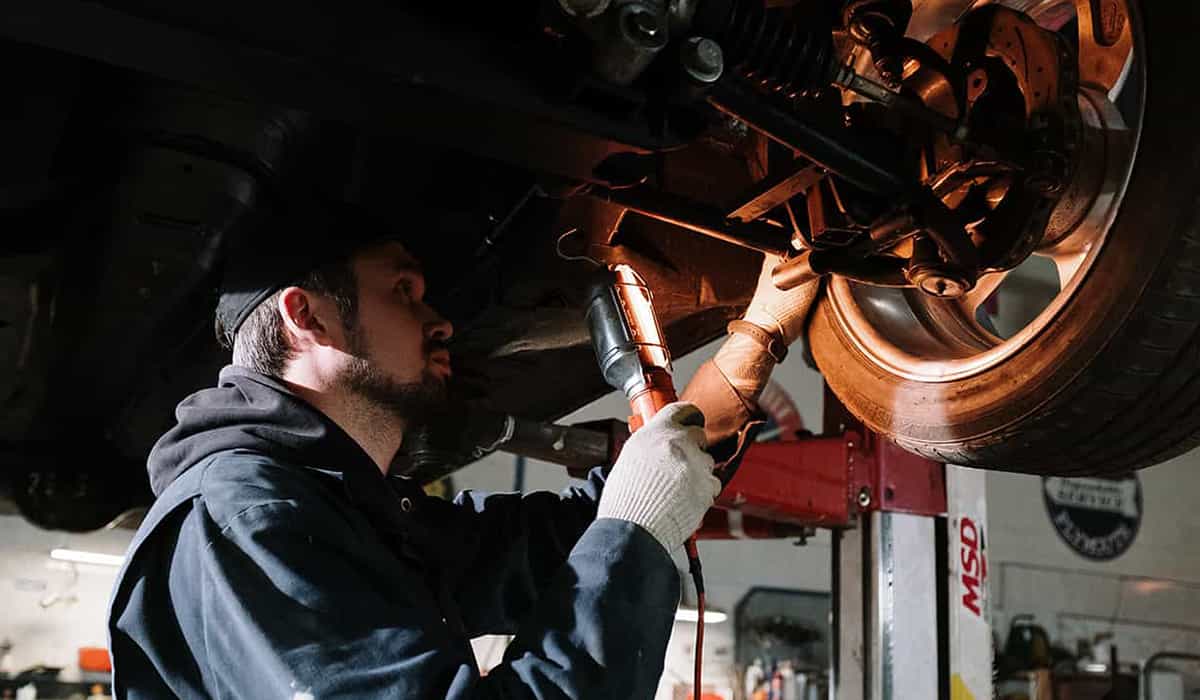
[
  {"left": 948, "top": 467, "right": 992, "bottom": 700},
  {"left": 959, "top": 516, "right": 986, "bottom": 617}
]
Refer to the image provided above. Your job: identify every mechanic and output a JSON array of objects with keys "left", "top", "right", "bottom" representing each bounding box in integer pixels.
[{"left": 106, "top": 205, "right": 817, "bottom": 699}]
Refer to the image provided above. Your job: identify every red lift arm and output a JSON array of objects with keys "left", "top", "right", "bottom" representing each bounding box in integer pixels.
[{"left": 695, "top": 389, "right": 946, "bottom": 539}]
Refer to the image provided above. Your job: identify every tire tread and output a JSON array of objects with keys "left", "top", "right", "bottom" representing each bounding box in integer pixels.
[{"left": 912, "top": 199, "right": 1200, "bottom": 474}]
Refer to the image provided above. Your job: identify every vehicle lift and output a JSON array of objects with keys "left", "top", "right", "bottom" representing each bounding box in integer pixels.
[{"left": 693, "top": 389, "right": 995, "bottom": 700}]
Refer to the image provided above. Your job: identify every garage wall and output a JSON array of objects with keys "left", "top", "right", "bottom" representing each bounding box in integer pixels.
[
  {"left": 0, "top": 515, "right": 130, "bottom": 679},
  {"left": 988, "top": 455, "right": 1200, "bottom": 660},
  {"left": 989, "top": 455, "right": 1200, "bottom": 584}
]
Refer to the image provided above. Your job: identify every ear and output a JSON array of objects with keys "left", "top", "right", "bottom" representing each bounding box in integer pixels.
[{"left": 277, "top": 286, "right": 343, "bottom": 350}]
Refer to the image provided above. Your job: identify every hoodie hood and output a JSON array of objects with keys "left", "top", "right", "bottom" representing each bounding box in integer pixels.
[
  {"left": 147, "top": 365, "right": 479, "bottom": 580},
  {"left": 147, "top": 366, "right": 380, "bottom": 497}
]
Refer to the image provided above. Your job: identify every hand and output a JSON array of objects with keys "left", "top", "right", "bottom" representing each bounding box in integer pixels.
[
  {"left": 596, "top": 402, "right": 720, "bottom": 553},
  {"left": 742, "top": 253, "right": 822, "bottom": 345}
]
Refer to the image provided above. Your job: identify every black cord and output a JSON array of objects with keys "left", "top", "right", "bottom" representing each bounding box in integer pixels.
[{"left": 685, "top": 538, "right": 705, "bottom": 698}]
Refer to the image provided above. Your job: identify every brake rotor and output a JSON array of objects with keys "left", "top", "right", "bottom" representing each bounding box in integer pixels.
[{"left": 909, "top": 4, "right": 1083, "bottom": 274}]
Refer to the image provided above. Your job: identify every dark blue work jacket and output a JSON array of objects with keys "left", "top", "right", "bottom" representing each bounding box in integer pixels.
[{"left": 107, "top": 367, "right": 679, "bottom": 698}]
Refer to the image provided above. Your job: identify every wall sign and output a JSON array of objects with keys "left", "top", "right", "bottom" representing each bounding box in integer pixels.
[{"left": 1042, "top": 475, "right": 1141, "bottom": 561}]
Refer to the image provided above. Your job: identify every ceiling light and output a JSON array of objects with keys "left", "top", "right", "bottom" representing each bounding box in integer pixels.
[
  {"left": 50, "top": 549, "right": 125, "bottom": 567},
  {"left": 675, "top": 606, "right": 728, "bottom": 624}
]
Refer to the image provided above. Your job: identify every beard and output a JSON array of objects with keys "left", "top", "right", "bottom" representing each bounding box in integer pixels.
[{"left": 335, "top": 325, "right": 449, "bottom": 426}]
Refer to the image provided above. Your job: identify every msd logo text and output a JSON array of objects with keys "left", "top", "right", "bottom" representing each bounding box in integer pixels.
[{"left": 960, "top": 517, "right": 986, "bottom": 617}]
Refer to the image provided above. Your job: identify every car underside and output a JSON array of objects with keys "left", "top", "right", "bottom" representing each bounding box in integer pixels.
[{"left": 6, "top": 0, "right": 1199, "bottom": 531}]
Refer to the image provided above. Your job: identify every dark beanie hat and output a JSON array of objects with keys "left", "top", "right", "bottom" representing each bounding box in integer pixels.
[{"left": 215, "top": 198, "right": 406, "bottom": 347}]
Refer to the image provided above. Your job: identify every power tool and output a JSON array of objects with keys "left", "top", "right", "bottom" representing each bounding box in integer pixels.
[
  {"left": 586, "top": 264, "right": 678, "bottom": 429},
  {"left": 586, "top": 263, "right": 708, "bottom": 698}
]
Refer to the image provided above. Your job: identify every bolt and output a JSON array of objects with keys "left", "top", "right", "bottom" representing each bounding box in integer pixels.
[
  {"left": 792, "top": 528, "right": 816, "bottom": 547},
  {"left": 919, "top": 274, "right": 969, "bottom": 298},
  {"left": 848, "top": 10, "right": 902, "bottom": 86},
  {"left": 909, "top": 263, "right": 972, "bottom": 299},
  {"left": 682, "top": 36, "right": 724, "bottom": 84},
  {"left": 857, "top": 486, "right": 872, "bottom": 508},
  {"left": 870, "top": 47, "right": 903, "bottom": 88}
]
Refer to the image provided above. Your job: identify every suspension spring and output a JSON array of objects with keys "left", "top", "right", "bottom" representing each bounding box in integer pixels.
[{"left": 696, "top": 0, "right": 837, "bottom": 99}]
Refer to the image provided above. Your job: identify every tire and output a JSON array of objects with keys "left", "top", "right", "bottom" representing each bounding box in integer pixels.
[{"left": 809, "top": 0, "right": 1200, "bottom": 475}]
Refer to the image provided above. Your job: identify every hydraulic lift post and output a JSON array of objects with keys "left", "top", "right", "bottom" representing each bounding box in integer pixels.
[{"left": 697, "top": 390, "right": 994, "bottom": 700}]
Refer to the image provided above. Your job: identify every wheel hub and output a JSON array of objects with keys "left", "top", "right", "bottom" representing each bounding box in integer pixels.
[
  {"left": 907, "top": 3, "right": 1083, "bottom": 280},
  {"left": 823, "top": 0, "right": 1140, "bottom": 382}
]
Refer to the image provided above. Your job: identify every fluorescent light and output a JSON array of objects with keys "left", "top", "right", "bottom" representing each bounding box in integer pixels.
[
  {"left": 1083, "top": 663, "right": 1108, "bottom": 674},
  {"left": 50, "top": 549, "right": 124, "bottom": 567},
  {"left": 675, "top": 607, "right": 728, "bottom": 624}
]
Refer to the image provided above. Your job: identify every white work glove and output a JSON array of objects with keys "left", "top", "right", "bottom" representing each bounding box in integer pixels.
[
  {"left": 597, "top": 402, "right": 720, "bottom": 553},
  {"left": 742, "top": 253, "right": 822, "bottom": 345}
]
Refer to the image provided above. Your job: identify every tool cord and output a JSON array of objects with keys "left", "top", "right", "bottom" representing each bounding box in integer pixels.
[{"left": 685, "top": 537, "right": 704, "bottom": 699}]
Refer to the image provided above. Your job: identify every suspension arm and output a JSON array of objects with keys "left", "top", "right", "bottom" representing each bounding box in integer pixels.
[{"left": 707, "top": 79, "right": 909, "bottom": 196}]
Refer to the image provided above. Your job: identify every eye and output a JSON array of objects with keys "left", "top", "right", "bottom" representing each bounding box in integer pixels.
[{"left": 395, "top": 279, "right": 416, "bottom": 299}]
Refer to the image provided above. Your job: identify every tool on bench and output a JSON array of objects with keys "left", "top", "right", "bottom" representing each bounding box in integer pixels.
[{"left": 585, "top": 263, "right": 708, "bottom": 699}]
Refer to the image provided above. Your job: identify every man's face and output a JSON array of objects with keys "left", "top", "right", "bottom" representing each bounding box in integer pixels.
[{"left": 333, "top": 242, "right": 453, "bottom": 422}]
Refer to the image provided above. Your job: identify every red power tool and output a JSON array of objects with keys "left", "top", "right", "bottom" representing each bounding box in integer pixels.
[{"left": 586, "top": 263, "right": 708, "bottom": 699}]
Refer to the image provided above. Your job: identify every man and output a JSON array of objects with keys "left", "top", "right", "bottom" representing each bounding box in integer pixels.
[{"left": 107, "top": 208, "right": 817, "bottom": 699}]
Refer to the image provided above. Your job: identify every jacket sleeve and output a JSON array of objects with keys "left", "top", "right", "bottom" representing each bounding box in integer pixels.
[
  {"left": 442, "top": 467, "right": 610, "bottom": 637},
  {"left": 200, "top": 497, "right": 678, "bottom": 700}
]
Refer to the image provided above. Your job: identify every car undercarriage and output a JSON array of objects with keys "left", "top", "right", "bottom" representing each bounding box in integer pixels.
[{"left": 6, "top": 0, "right": 1196, "bottom": 531}]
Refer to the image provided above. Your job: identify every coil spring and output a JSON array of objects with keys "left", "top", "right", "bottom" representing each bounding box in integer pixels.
[{"left": 715, "top": 0, "right": 836, "bottom": 99}]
